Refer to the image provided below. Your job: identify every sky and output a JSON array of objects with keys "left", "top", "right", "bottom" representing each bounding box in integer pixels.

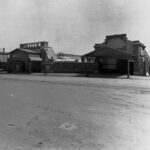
[{"left": 0, "top": 0, "right": 150, "bottom": 55}]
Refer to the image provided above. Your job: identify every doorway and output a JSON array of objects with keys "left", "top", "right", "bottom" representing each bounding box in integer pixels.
[
  {"left": 117, "top": 59, "right": 134, "bottom": 75},
  {"left": 12, "top": 61, "right": 26, "bottom": 73},
  {"left": 129, "top": 61, "right": 134, "bottom": 75}
]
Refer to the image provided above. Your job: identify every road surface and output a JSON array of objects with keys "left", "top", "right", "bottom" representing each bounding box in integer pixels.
[{"left": 0, "top": 74, "right": 150, "bottom": 150}]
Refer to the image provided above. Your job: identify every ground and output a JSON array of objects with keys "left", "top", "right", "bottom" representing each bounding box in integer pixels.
[{"left": 0, "top": 74, "right": 150, "bottom": 150}]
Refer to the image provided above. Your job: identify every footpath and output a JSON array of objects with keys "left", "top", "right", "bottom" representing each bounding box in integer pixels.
[{"left": 0, "top": 73, "right": 150, "bottom": 89}]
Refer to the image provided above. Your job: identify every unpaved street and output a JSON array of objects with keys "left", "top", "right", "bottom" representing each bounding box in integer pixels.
[{"left": 0, "top": 74, "right": 150, "bottom": 150}]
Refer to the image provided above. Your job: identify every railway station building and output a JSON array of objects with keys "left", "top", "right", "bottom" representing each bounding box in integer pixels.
[
  {"left": 82, "top": 34, "right": 150, "bottom": 76},
  {"left": 8, "top": 41, "right": 56, "bottom": 73}
]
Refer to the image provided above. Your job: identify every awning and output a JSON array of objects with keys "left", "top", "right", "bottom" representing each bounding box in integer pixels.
[
  {"left": 83, "top": 46, "right": 137, "bottom": 60},
  {"left": 29, "top": 56, "right": 42, "bottom": 61}
]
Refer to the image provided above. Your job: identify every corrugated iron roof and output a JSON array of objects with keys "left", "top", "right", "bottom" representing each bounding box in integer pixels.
[
  {"left": 46, "top": 47, "right": 57, "bottom": 60},
  {"left": 82, "top": 46, "right": 137, "bottom": 60},
  {"left": 29, "top": 55, "right": 42, "bottom": 61},
  {"left": 10, "top": 48, "right": 39, "bottom": 54}
]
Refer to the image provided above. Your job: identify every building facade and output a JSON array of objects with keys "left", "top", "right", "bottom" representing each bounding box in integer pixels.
[
  {"left": 0, "top": 48, "right": 9, "bottom": 71},
  {"left": 82, "top": 34, "right": 150, "bottom": 76},
  {"left": 8, "top": 41, "right": 56, "bottom": 73}
]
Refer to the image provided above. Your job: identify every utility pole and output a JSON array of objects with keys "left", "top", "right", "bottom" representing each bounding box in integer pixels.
[
  {"left": 127, "top": 59, "right": 130, "bottom": 79},
  {"left": 28, "top": 60, "right": 31, "bottom": 74},
  {"left": 86, "top": 57, "right": 89, "bottom": 77},
  {"left": 44, "top": 63, "right": 47, "bottom": 75}
]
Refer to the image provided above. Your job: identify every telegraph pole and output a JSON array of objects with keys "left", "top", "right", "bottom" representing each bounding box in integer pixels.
[{"left": 127, "top": 60, "right": 130, "bottom": 79}]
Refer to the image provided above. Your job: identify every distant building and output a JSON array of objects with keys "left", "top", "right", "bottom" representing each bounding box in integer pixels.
[
  {"left": 82, "top": 34, "right": 150, "bottom": 76},
  {"left": 0, "top": 48, "right": 9, "bottom": 62},
  {"left": 0, "top": 48, "right": 9, "bottom": 71},
  {"left": 20, "top": 41, "right": 57, "bottom": 61},
  {"left": 8, "top": 41, "right": 56, "bottom": 73},
  {"left": 56, "top": 52, "right": 81, "bottom": 62}
]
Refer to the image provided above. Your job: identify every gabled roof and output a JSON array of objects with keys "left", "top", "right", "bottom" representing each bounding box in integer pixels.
[
  {"left": 46, "top": 47, "right": 57, "bottom": 60},
  {"left": 10, "top": 48, "right": 40, "bottom": 54},
  {"left": 82, "top": 46, "right": 137, "bottom": 60},
  {"left": 57, "top": 52, "right": 81, "bottom": 57}
]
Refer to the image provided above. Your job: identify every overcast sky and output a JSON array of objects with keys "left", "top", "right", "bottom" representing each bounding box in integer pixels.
[{"left": 0, "top": 0, "right": 150, "bottom": 55}]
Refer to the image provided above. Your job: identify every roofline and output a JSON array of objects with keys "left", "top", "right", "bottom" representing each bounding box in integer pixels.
[
  {"left": 20, "top": 41, "right": 48, "bottom": 45},
  {"left": 57, "top": 52, "right": 81, "bottom": 57},
  {"left": 10, "top": 48, "right": 40, "bottom": 54},
  {"left": 82, "top": 46, "right": 137, "bottom": 58}
]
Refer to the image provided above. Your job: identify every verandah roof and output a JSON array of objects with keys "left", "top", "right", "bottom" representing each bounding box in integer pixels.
[
  {"left": 29, "top": 55, "right": 42, "bottom": 61},
  {"left": 83, "top": 46, "right": 137, "bottom": 60}
]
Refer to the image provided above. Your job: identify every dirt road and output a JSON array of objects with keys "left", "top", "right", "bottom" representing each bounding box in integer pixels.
[{"left": 0, "top": 74, "right": 150, "bottom": 150}]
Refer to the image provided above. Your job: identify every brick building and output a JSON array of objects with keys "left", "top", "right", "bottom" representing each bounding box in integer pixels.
[{"left": 82, "top": 34, "right": 150, "bottom": 76}]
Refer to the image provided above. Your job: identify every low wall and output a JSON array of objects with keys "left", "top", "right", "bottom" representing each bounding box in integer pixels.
[{"left": 41, "top": 62, "right": 98, "bottom": 73}]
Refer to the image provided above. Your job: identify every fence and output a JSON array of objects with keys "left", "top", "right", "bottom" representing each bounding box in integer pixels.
[{"left": 41, "top": 62, "right": 98, "bottom": 73}]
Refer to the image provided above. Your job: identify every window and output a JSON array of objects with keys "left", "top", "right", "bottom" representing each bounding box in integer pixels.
[{"left": 140, "top": 48, "right": 144, "bottom": 56}]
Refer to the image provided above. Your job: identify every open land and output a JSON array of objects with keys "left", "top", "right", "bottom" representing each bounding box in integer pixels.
[{"left": 0, "top": 74, "right": 150, "bottom": 150}]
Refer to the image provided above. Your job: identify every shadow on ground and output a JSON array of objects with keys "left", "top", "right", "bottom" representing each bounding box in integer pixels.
[
  {"left": 0, "top": 72, "right": 136, "bottom": 79},
  {"left": 73, "top": 73, "right": 127, "bottom": 79}
]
